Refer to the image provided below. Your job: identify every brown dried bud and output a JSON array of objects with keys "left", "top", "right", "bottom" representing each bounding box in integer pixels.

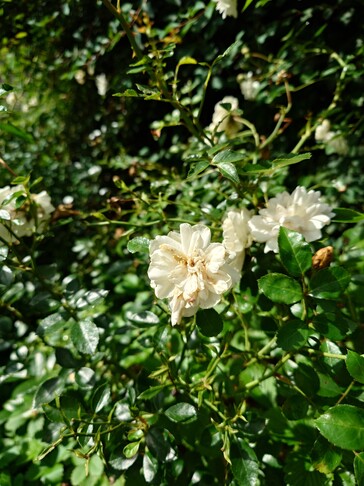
[{"left": 312, "top": 246, "right": 334, "bottom": 270}]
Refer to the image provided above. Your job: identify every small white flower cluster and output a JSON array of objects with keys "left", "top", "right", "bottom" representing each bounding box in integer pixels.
[
  {"left": 0, "top": 185, "right": 54, "bottom": 244},
  {"left": 213, "top": 0, "right": 238, "bottom": 19},
  {"left": 148, "top": 186, "right": 334, "bottom": 325},
  {"left": 315, "top": 119, "right": 348, "bottom": 155}
]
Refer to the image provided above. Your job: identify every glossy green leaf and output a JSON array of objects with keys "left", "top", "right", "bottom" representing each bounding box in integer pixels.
[
  {"left": 258, "top": 273, "right": 303, "bottom": 304},
  {"left": 317, "top": 372, "right": 343, "bottom": 398},
  {"left": 312, "top": 436, "right": 342, "bottom": 474},
  {"left": 316, "top": 405, "right": 364, "bottom": 450},
  {"left": 354, "top": 452, "right": 364, "bottom": 485},
  {"left": 309, "top": 267, "right": 351, "bottom": 299},
  {"left": 145, "top": 428, "right": 174, "bottom": 462},
  {"left": 165, "top": 402, "right": 197, "bottom": 424},
  {"left": 143, "top": 450, "right": 159, "bottom": 483},
  {"left": 332, "top": 208, "right": 364, "bottom": 223},
  {"left": 278, "top": 227, "right": 312, "bottom": 276},
  {"left": 127, "top": 236, "right": 150, "bottom": 254},
  {"left": 127, "top": 310, "right": 160, "bottom": 327},
  {"left": 346, "top": 350, "right": 364, "bottom": 384},
  {"left": 215, "top": 160, "right": 240, "bottom": 184},
  {"left": 92, "top": 383, "right": 111, "bottom": 413},
  {"left": 33, "top": 377, "right": 65, "bottom": 408},
  {"left": 0, "top": 265, "right": 14, "bottom": 286},
  {"left": 196, "top": 308, "right": 223, "bottom": 336},
  {"left": 123, "top": 441, "right": 140, "bottom": 459},
  {"left": 212, "top": 149, "right": 245, "bottom": 165},
  {"left": 138, "top": 384, "right": 171, "bottom": 400},
  {"left": 186, "top": 159, "right": 210, "bottom": 180},
  {"left": 277, "top": 320, "right": 310, "bottom": 350},
  {"left": 70, "top": 319, "right": 99, "bottom": 354},
  {"left": 231, "top": 439, "right": 259, "bottom": 486}
]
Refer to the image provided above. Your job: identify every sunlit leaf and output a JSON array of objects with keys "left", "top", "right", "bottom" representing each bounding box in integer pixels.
[
  {"left": 316, "top": 405, "right": 364, "bottom": 450},
  {"left": 258, "top": 273, "right": 303, "bottom": 304}
]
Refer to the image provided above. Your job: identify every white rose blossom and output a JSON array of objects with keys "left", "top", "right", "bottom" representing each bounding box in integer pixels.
[
  {"left": 209, "top": 96, "right": 241, "bottom": 138},
  {"left": 248, "top": 186, "right": 335, "bottom": 253},
  {"left": 148, "top": 223, "right": 239, "bottom": 326},
  {"left": 238, "top": 72, "right": 261, "bottom": 101},
  {"left": 315, "top": 119, "right": 348, "bottom": 155},
  {"left": 222, "top": 208, "right": 253, "bottom": 275},
  {"left": 213, "top": 0, "right": 238, "bottom": 18},
  {"left": 0, "top": 185, "right": 55, "bottom": 243}
]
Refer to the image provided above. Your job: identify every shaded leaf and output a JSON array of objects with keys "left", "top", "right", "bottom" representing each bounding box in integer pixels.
[
  {"left": 277, "top": 320, "right": 310, "bottom": 350},
  {"left": 196, "top": 308, "right": 223, "bottom": 336},
  {"left": 309, "top": 267, "right": 350, "bottom": 299},
  {"left": 33, "top": 377, "right": 65, "bottom": 408}
]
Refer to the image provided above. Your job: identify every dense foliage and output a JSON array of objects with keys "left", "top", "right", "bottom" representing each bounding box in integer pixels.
[{"left": 1, "top": 0, "right": 364, "bottom": 484}]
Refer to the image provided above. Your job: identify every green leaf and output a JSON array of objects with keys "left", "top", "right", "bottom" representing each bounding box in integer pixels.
[
  {"left": 196, "top": 308, "right": 223, "bottom": 336},
  {"left": 127, "top": 236, "right": 150, "bottom": 254},
  {"left": 0, "top": 265, "right": 14, "bottom": 286},
  {"left": 177, "top": 56, "right": 198, "bottom": 67},
  {"left": 143, "top": 450, "right": 159, "bottom": 483},
  {"left": 231, "top": 439, "right": 259, "bottom": 486},
  {"left": 123, "top": 441, "right": 140, "bottom": 459},
  {"left": 186, "top": 159, "right": 210, "bottom": 180},
  {"left": 242, "top": 0, "right": 256, "bottom": 11},
  {"left": 164, "top": 403, "right": 197, "bottom": 424},
  {"left": 284, "top": 451, "right": 331, "bottom": 486},
  {"left": 270, "top": 152, "right": 311, "bottom": 170},
  {"left": 311, "top": 436, "right": 342, "bottom": 475},
  {"left": 215, "top": 161, "right": 240, "bottom": 184},
  {"left": 317, "top": 372, "right": 343, "bottom": 398},
  {"left": 346, "top": 350, "right": 364, "bottom": 384},
  {"left": 0, "top": 122, "right": 33, "bottom": 142},
  {"left": 37, "top": 313, "right": 66, "bottom": 337},
  {"left": 92, "top": 383, "right": 111, "bottom": 413},
  {"left": 126, "top": 310, "right": 160, "bottom": 327},
  {"left": 33, "top": 377, "right": 65, "bottom": 408},
  {"left": 332, "top": 208, "right": 364, "bottom": 223},
  {"left": 316, "top": 405, "right": 364, "bottom": 450},
  {"left": 70, "top": 319, "right": 99, "bottom": 354},
  {"left": 138, "top": 385, "right": 172, "bottom": 400},
  {"left": 212, "top": 149, "right": 245, "bottom": 165},
  {"left": 354, "top": 452, "right": 364, "bottom": 485},
  {"left": 277, "top": 320, "right": 310, "bottom": 351},
  {"left": 309, "top": 267, "right": 351, "bottom": 299},
  {"left": 113, "top": 89, "right": 139, "bottom": 97},
  {"left": 145, "top": 428, "right": 174, "bottom": 462},
  {"left": 282, "top": 395, "right": 308, "bottom": 420},
  {"left": 294, "top": 363, "right": 320, "bottom": 396},
  {"left": 278, "top": 227, "right": 312, "bottom": 276},
  {"left": 258, "top": 273, "right": 303, "bottom": 304},
  {"left": 312, "top": 313, "right": 348, "bottom": 340}
]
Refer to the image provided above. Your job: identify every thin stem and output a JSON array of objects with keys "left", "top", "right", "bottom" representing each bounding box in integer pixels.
[
  {"left": 244, "top": 352, "right": 291, "bottom": 390},
  {"left": 102, "top": 0, "right": 143, "bottom": 60}
]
